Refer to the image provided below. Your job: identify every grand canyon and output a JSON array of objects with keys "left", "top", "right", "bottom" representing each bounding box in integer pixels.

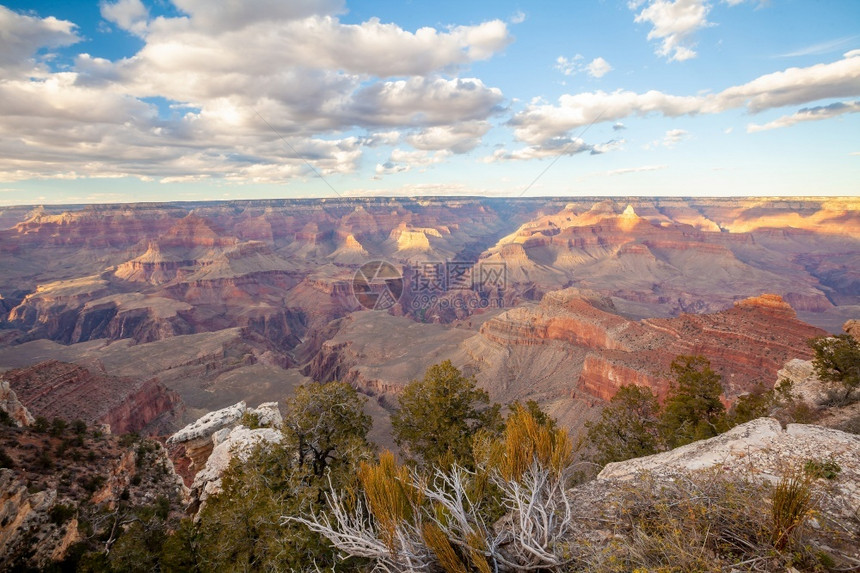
[
  {"left": 2, "top": 195, "right": 859, "bottom": 570},
  {"left": 0, "top": 196, "right": 856, "bottom": 438}
]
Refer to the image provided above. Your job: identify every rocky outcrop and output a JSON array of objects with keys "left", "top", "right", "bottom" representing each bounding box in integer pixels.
[
  {"left": 0, "top": 470, "right": 74, "bottom": 570},
  {"left": 251, "top": 402, "right": 283, "bottom": 427},
  {"left": 168, "top": 401, "right": 247, "bottom": 470},
  {"left": 578, "top": 353, "right": 670, "bottom": 401},
  {"left": 480, "top": 289, "right": 650, "bottom": 352},
  {"left": 3, "top": 361, "right": 182, "bottom": 434},
  {"left": 190, "top": 426, "right": 283, "bottom": 512},
  {"left": 0, "top": 418, "right": 188, "bottom": 570},
  {"left": 599, "top": 419, "right": 860, "bottom": 499},
  {"left": 167, "top": 400, "right": 283, "bottom": 476},
  {"left": 0, "top": 379, "right": 34, "bottom": 426}
]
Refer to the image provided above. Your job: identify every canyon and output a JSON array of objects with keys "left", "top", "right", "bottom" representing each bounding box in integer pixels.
[{"left": 0, "top": 197, "right": 857, "bottom": 439}]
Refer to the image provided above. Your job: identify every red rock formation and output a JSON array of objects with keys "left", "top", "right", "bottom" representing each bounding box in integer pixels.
[
  {"left": 482, "top": 291, "right": 826, "bottom": 403},
  {"left": 3, "top": 361, "right": 182, "bottom": 434}
]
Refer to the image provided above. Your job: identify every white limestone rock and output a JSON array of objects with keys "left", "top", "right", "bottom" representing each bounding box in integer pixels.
[
  {"left": 191, "top": 426, "right": 283, "bottom": 508},
  {"left": 249, "top": 402, "right": 282, "bottom": 427},
  {"left": 167, "top": 401, "right": 246, "bottom": 444},
  {"left": 597, "top": 418, "right": 860, "bottom": 526},
  {"left": 0, "top": 379, "right": 34, "bottom": 427}
]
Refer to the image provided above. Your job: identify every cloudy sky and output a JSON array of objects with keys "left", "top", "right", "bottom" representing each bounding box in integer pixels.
[{"left": 1, "top": 0, "right": 858, "bottom": 204}]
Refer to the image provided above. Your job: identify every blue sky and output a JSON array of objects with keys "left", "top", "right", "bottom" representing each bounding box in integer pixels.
[{"left": 0, "top": 0, "right": 858, "bottom": 205}]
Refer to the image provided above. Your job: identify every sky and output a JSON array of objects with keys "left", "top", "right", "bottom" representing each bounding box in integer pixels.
[{"left": 0, "top": 0, "right": 858, "bottom": 205}]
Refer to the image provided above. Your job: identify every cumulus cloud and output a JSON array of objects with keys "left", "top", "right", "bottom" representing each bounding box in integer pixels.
[
  {"left": 406, "top": 121, "right": 491, "bottom": 153},
  {"left": 587, "top": 57, "right": 613, "bottom": 78},
  {"left": 0, "top": 2, "right": 510, "bottom": 183},
  {"left": 747, "top": 100, "right": 860, "bottom": 132},
  {"left": 100, "top": 0, "right": 149, "bottom": 36},
  {"left": 510, "top": 52, "right": 860, "bottom": 145},
  {"left": 0, "top": 6, "right": 80, "bottom": 71},
  {"left": 631, "top": 0, "right": 712, "bottom": 61},
  {"left": 374, "top": 149, "right": 451, "bottom": 177},
  {"left": 171, "top": 0, "right": 344, "bottom": 32}
]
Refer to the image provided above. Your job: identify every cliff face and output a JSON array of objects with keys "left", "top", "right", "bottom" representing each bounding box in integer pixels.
[
  {"left": 3, "top": 361, "right": 182, "bottom": 434},
  {"left": 0, "top": 422, "right": 187, "bottom": 571},
  {"left": 480, "top": 291, "right": 826, "bottom": 403}
]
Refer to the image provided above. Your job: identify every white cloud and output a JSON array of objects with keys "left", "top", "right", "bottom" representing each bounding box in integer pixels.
[
  {"left": 664, "top": 128, "right": 689, "bottom": 146},
  {"left": 0, "top": 3, "right": 510, "bottom": 183},
  {"left": 374, "top": 149, "right": 451, "bottom": 177},
  {"left": 406, "top": 121, "right": 491, "bottom": 153},
  {"left": 631, "top": 0, "right": 712, "bottom": 61},
  {"left": 100, "top": 0, "right": 149, "bottom": 36},
  {"left": 510, "top": 11, "right": 526, "bottom": 24},
  {"left": 483, "top": 136, "right": 624, "bottom": 162},
  {"left": 646, "top": 128, "right": 689, "bottom": 148},
  {"left": 511, "top": 52, "right": 860, "bottom": 145},
  {"left": 364, "top": 130, "right": 401, "bottom": 146},
  {"left": 0, "top": 6, "right": 80, "bottom": 71},
  {"left": 587, "top": 57, "right": 613, "bottom": 78},
  {"left": 555, "top": 54, "right": 583, "bottom": 76},
  {"left": 747, "top": 100, "right": 860, "bottom": 132},
  {"left": 555, "top": 55, "right": 611, "bottom": 78},
  {"left": 171, "top": 0, "right": 344, "bottom": 32}
]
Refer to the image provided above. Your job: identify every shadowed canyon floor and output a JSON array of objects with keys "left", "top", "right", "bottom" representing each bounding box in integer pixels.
[{"left": 0, "top": 197, "right": 857, "bottom": 440}]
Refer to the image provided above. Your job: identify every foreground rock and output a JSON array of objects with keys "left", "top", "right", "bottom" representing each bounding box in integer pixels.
[
  {"left": 0, "top": 379, "right": 34, "bottom": 426},
  {"left": 190, "top": 426, "right": 283, "bottom": 514},
  {"left": 600, "top": 418, "right": 859, "bottom": 483},
  {"left": 167, "top": 401, "right": 247, "bottom": 471},
  {"left": 597, "top": 417, "right": 860, "bottom": 558},
  {"left": 168, "top": 400, "right": 285, "bottom": 504},
  {"left": 0, "top": 422, "right": 187, "bottom": 570}
]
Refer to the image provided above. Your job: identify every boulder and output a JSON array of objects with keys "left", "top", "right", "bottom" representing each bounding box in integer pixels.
[
  {"left": 168, "top": 402, "right": 246, "bottom": 470},
  {"left": 190, "top": 426, "right": 283, "bottom": 512},
  {"left": 0, "top": 380, "right": 34, "bottom": 427},
  {"left": 598, "top": 418, "right": 860, "bottom": 524}
]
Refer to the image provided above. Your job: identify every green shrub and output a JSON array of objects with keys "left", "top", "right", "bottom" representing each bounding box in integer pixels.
[
  {"left": 804, "top": 458, "right": 841, "bottom": 480},
  {"left": 586, "top": 384, "right": 662, "bottom": 467},
  {"left": 659, "top": 355, "right": 727, "bottom": 448},
  {"left": 0, "top": 409, "right": 16, "bottom": 427},
  {"left": 33, "top": 416, "right": 49, "bottom": 433},
  {"left": 49, "top": 503, "right": 77, "bottom": 526},
  {"left": 50, "top": 417, "right": 68, "bottom": 437},
  {"left": 0, "top": 447, "right": 13, "bottom": 469}
]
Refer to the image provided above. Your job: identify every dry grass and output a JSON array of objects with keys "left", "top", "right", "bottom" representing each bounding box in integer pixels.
[
  {"left": 771, "top": 469, "right": 814, "bottom": 551},
  {"left": 576, "top": 467, "right": 847, "bottom": 573}
]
